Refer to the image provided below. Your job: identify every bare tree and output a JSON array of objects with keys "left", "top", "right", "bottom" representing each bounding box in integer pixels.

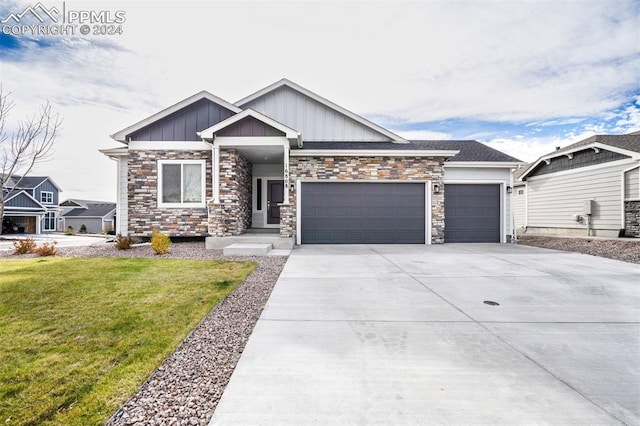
[{"left": 0, "top": 87, "right": 62, "bottom": 234}]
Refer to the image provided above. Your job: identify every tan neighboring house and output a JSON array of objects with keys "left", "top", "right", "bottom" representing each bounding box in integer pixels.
[{"left": 516, "top": 132, "right": 640, "bottom": 237}]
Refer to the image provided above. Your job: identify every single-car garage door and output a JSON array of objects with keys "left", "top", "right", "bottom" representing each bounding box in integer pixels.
[
  {"left": 301, "top": 182, "right": 426, "bottom": 244},
  {"left": 444, "top": 184, "right": 500, "bottom": 242}
]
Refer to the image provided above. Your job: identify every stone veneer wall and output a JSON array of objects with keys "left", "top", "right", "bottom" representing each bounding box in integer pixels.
[
  {"left": 128, "top": 150, "right": 212, "bottom": 237},
  {"left": 624, "top": 201, "right": 640, "bottom": 237},
  {"left": 208, "top": 149, "right": 252, "bottom": 236},
  {"left": 282, "top": 156, "right": 446, "bottom": 243}
]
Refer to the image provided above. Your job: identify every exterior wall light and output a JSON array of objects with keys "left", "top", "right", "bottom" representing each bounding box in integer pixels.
[
  {"left": 433, "top": 184, "right": 440, "bottom": 193},
  {"left": 506, "top": 185, "right": 513, "bottom": 194}
]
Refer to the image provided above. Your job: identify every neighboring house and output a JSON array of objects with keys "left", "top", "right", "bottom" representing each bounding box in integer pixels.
[
  {"left": 1, "top": 175, "right": 62, "bottom": 234},
  {"left": 101, "top": 79, "right": 522, "bottom": 245},
  {"left": 60, "top": 199, "right": 116, "bottom": 234},
  {"left": 517, "top": 132, "right": 640, "bottom": 237}
]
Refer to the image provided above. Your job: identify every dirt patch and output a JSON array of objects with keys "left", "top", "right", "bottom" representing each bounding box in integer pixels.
[{"left": 518, "top": 235, "right": 640, "bottom": 264}]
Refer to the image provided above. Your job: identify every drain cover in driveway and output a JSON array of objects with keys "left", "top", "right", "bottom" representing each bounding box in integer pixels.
[{"left": 484, "top": 300, "right": 500, "bottom": 306}]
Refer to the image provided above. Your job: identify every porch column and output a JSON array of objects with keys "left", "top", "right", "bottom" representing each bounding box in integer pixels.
[
  {"left": 213, "top": 144, "right": 220, "bottom": 203},
  {"left": 283, "top": 144, "right": 290, "bottom": 204}
]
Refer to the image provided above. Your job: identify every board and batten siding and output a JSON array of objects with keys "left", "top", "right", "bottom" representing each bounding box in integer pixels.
[
  {"left": 241, "top": 86, "right": 389, "bottom": 142},
  {"left": 624, "top": 167, "right": 639, "bottom": 200},
  {"left": 443, "top": 167, "right": 513, "bottom": 242},
  {"left": 526, "top": 160, "right": 635, "bottom": 234}
]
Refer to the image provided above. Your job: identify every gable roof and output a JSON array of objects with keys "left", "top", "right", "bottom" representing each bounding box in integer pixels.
[
  {"left": 62, "top": 202, "right": 116, "bottom": 218},
  {"left": 2, "top": 189, "right": 47, "bottom": 211},
  {"left": 111, "top": 91, "right": 243, "bottom": 143},
  {"left": 198, "top": 109, "right": 302, "bottom": 146},
  {"left": 7, "top": 175, "right": 62, "bottom": 191},
  {"left": 298, "top": 140, "right": 522, "bottom": 164},
  {"left": 519, "top": 133, "right": 640, "bottom": 180},
  {"left": 235, "top": 78, "right": 407, "bottom": 143}
]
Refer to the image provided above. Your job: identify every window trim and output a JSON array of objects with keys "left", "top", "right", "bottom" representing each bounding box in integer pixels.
[
  {"left": 41, "top": 191, "right": 54, "bottom": 204},
  {"left": 157, "top": 160, "right": 206, "bottom": 208},
  {"left": 43, "top": 211, "right": 56, "bottom": 231}
]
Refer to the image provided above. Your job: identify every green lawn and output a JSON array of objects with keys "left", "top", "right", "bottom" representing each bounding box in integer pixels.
[{"left": 0, "top": 257, "right": 256, "bottom": 426}]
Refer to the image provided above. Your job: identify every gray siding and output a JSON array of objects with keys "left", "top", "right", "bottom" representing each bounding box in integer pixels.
[
  {"left": 130, "top": 99, "right": 235, "bottom": 141},
  {"left": 242, "top": 86, "right": 390, "bottom": 142},
  {"left": 528, "top": 149, "right": 628, "bottom": 177},
  {"left": 217, "top": 116, "right": 285, "bottom": 137},
  {"left": 624, "top": 167, "right": 639, "bottom": 200},
  {"left": 64, "top": 217, "right": 105, "bottom": 234},
  {"left": 34, "top": 179, "right": 59, "bottom": 205},
  {"left": 5, "top": 192, "right": 42, "bottom": 209},
  {"left": 527, "top": 161, "right": 632, "bottom": 231}
]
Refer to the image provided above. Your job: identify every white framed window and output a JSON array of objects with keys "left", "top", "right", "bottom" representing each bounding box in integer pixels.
[
  {"left": 158, "top": 160, "right": 206, "bottom": 208},
  {"left": 43, "top": 211, "right": 56, "bottom": 231},
  {"left": 41, "top": 191, "right": 53, "bottom": 204}
]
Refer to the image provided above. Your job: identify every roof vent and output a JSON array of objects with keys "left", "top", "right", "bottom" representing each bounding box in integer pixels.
[{"left": 555, "top": 146, "right": 560, "bottom": 151}]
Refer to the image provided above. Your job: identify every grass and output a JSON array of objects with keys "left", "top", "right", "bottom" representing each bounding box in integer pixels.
[{"left": 0, "top": 257, "right": 256, "bottom": 426}]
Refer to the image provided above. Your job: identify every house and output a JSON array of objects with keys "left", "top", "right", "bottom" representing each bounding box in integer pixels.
[
  {"left": 60, "top": 199, "right": 116, "bottom": 234},
  {"left": 516, "top": 132, "right": 640, "bottom": 237},
  {"left": 101, "top": 79, "right": 522, "bottom": 245},
  {"left": 1, "top": 175, "right": 62, "bottom": 234}
]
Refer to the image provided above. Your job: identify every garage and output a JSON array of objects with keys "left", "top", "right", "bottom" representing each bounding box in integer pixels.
[
  {"left": 444, "top": 184, "right": 501, "bottom": 242},
  {"left": 300, "top": 182, "right": 426, "bottom": 244}
]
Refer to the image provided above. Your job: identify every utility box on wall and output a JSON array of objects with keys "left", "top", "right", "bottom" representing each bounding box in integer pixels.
[{"left": 584, "top": 200, "right": 595, "bottom": 215}]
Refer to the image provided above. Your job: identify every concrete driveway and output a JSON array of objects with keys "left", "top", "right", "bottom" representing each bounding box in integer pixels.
[{"left": 210, "top": 244, "right": 640, "bottom": 425}]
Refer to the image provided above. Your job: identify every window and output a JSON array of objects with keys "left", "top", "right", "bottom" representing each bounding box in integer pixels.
[
  {"left": 158, "top": 160, "right": 206, "bottom": 207},
  {"left": 43, "top": 212, "right": 56, "bottom": 231},
  {"left": 41, "top": 191, "right": 53, "bottom": 204}
]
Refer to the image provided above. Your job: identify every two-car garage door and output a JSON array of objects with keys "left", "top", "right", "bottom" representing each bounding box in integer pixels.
[
  {"left": 300, "top": 182, "right": 425, "bottom": 244},
  {"left": 299, "top": 182, "right": 501, "bottom": 244}
]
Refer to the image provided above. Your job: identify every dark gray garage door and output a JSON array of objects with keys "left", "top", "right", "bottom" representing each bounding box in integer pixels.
[
  {"left": 301, "top": 182, "right": 425, "bottom": 244},
  {"left": 444, "top": 184, "right": 500, "bottom": 242}
]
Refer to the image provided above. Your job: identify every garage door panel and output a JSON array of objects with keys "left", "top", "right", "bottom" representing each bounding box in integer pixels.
[
  {"left": 444, "top": 184, "right": 500, "bottom": 243},
  {"left": 301, "top": 182, "right": 425, "bottom": 244}
]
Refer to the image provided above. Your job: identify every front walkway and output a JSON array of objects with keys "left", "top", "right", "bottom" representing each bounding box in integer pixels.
[{"left": 209, "top": 244, "right": 640, "bottom": 425}]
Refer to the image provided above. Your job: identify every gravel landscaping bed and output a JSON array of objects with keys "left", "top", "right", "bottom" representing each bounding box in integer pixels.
[
  {"left": 517, "top": 235, "right": 640, "bottom": 264},
  {"left": 2, "top": 242, "right": 287, "bottom": 425}
]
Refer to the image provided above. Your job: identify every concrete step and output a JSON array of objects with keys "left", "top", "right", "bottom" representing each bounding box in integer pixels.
[{"left": 223, "top": 243, "right": 272, "bottom": 256}]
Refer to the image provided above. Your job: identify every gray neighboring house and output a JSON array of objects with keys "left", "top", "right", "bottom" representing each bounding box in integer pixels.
[
  {"left": 101, "top": 79, "right": 522, "bottom": 245},
  {"left": 60, "top": 199, "right": 116, "bottom": 234},
  {"left": 517, "top": 132, "right": 640, "bottom": 237},
  {"left": 1, "top": 175, "right": 61, "bottom": 234}
]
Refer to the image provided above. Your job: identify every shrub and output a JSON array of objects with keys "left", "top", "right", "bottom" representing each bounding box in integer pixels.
[
  {"left": 34, "top": 242, "right": 57, "bottom": 257},
  {"left": 65, "top": 226, "right": 76, "bottom": 236},
  {"left": 79, "top": 224, "right": 87, "bottom": 234},
  {"left": 151, "top": 230, "right": 171, "bottom": 255},
  {"left": 13, "top": 238, "right": 37, "bottom": 255},
  {"left": 115, "top": 233, "right": 133, "bottom": 250}
]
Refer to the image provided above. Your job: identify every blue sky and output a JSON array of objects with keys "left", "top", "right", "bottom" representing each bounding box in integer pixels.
[{"left": 0, "top": 0, "right": 639, "bottom": 200}]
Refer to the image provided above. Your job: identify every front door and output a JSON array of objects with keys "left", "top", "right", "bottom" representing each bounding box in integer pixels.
[{"left": 267, "top": 180, "right": 284, "bottom": 224}]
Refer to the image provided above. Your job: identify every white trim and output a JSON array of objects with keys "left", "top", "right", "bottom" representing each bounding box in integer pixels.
[
  {"left": 40, "top": 190, "right": 54, "bottom": 204},
  {"left": 128, "top": 141, "right": 211, "bottom": 151},
  {"left": 235, "top": 78, "right": 408, "bottom": 143},
  {"left": 212, "top": 145, "right": 220, "bottom": 203},
  {"left": 99, "top": 147, "right": 128, "bottom": 157},
  {"left": 290, "top": 149, "right": 459, "bottom": 157},
  {"left": 296, "top": 179, "right": 431, "bottom": 245},
  {"left": 157, "top": 159, "right": 207, "bottom": 208},
  {"left": 213, "top": 137, "right": 289, "bottom": 148},
  {"left": 283, "top": 145, "right": 290, "bottom": 204},
  {"left": 526, "top": 158, "right": 638, "bottom": 181},
  {"left": 198, "top": 109, "right": 301, "bottom": 144},
  {"left": 3, "top": 211, "right": 43, "bottom": 215},
  {"left": 444, "top": 161, "right": 524, "bottom": 168},
  {"left": 111, "top": 91, "right": 242, "bottom": 143},
  {"left": 4, "top": 206, "right": 47, "bottom": 211},
  {"left": 3, "top": 190, "right": 46, "bottom": 209},
  {"left": 443, "top": 181, "right": 507, "bottom": 243}
]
